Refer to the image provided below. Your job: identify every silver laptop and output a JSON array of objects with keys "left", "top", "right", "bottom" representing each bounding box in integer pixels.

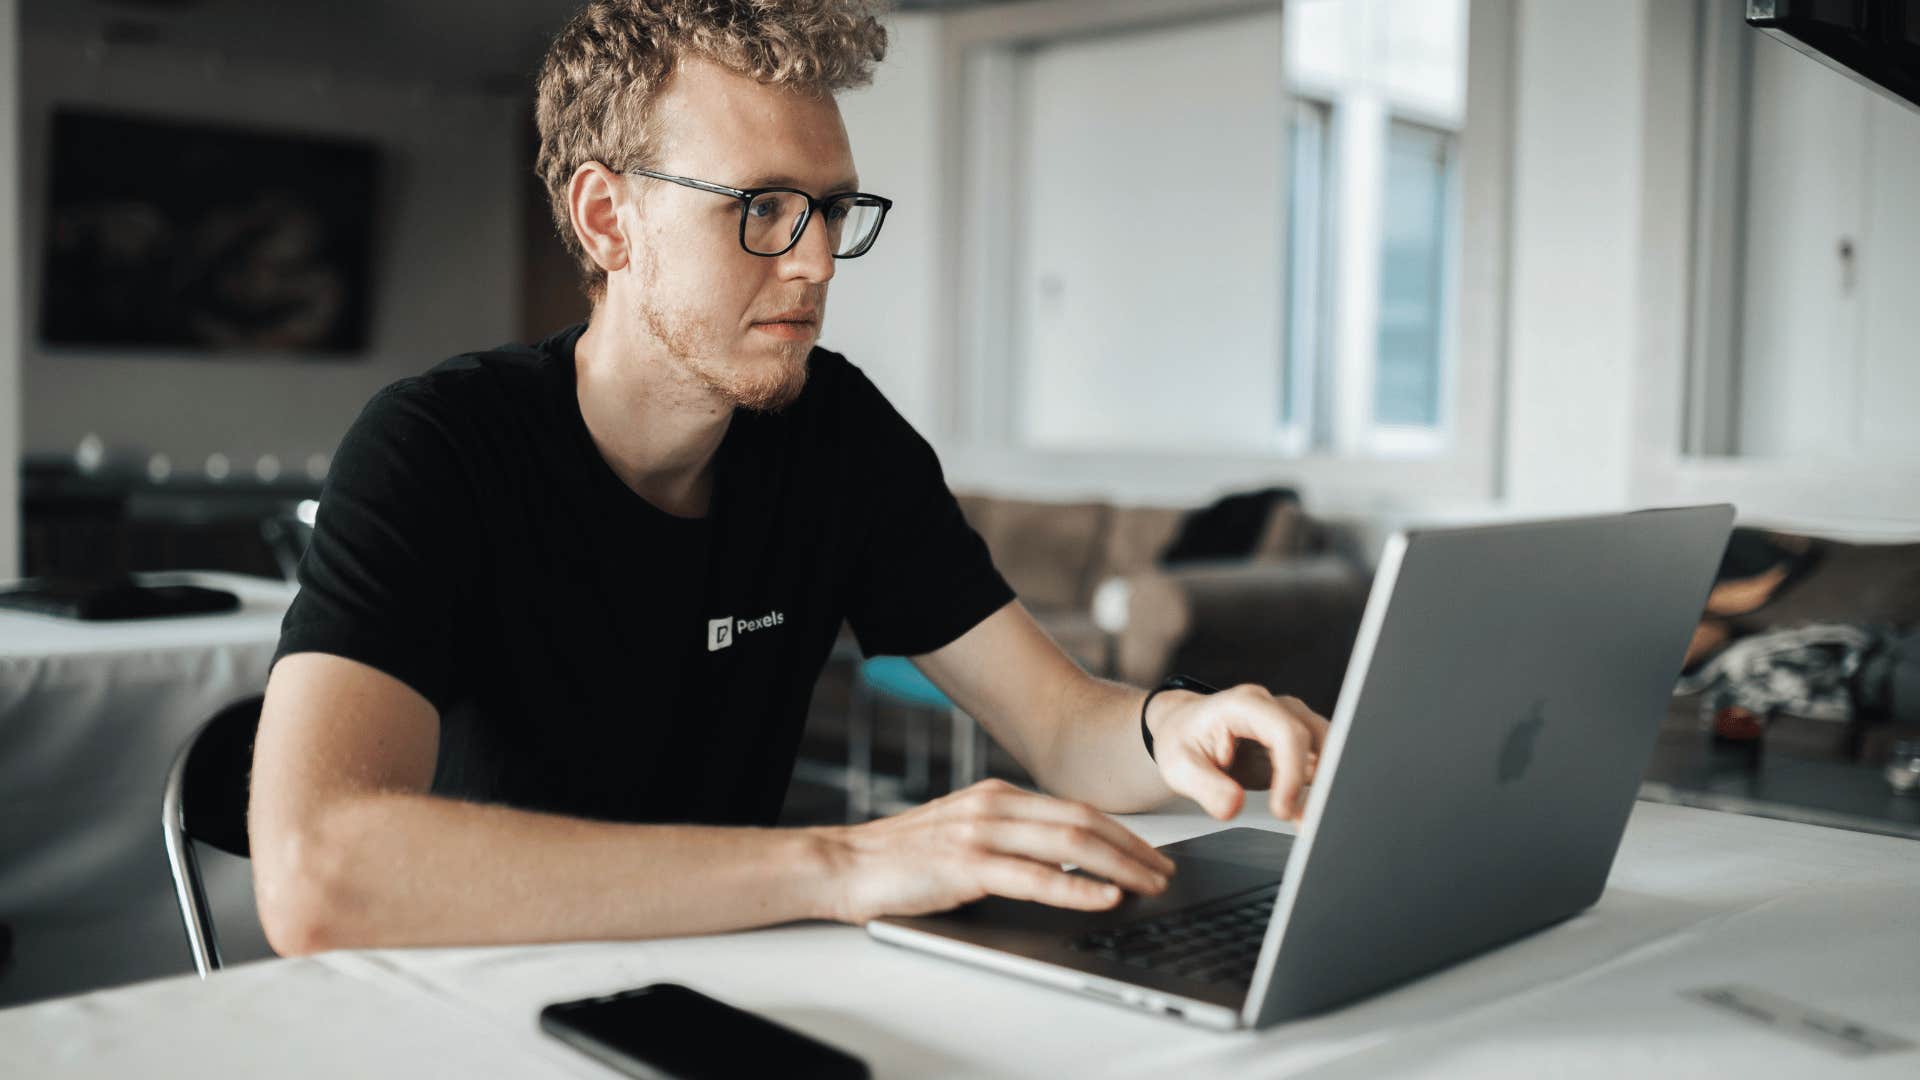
[{"left": 869, "top": 506, "right": 1735, "bottom": 1030}]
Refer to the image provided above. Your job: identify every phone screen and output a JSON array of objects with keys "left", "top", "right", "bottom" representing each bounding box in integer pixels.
[{"left": 539, "top": 983, "right": 869, "bottom": 1080}]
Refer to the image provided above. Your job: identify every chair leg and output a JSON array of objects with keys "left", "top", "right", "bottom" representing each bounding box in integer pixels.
[
  {"left": 950, "top": 709, "right": 986, "bottom": 792},
  {"left": 164, "top": 744, "right": 222, "bottom": 977},
  {"left": 165, "top": 828, "right": 221, "bottom": 977},
  {"left": 905, "top": 706, "right": 930, "bottom": 799},
  {"left": 848, "top": 678, "right": 875, "bottom": 823}
]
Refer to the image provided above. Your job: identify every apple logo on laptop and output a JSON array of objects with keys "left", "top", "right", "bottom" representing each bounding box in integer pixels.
[{"left": 1498, "top": 700, "right": 1547, "bottom": 784}]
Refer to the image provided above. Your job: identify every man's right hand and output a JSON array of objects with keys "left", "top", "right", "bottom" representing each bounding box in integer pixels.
[{"left": 815, "top": 779, "right": 1176, "bottom": 925}]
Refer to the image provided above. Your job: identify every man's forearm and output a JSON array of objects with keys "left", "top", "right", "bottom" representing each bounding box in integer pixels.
[
  {"left": 1026, "top": 675, "right": 1180, "bottom": 815},
  {"left": 254, "top": 791, "right": 840, "bottom": 955}
]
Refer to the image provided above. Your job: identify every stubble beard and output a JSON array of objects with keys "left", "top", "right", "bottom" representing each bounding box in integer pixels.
[{"left": 635, "top": 252, "right": 813, "bottom": 414}]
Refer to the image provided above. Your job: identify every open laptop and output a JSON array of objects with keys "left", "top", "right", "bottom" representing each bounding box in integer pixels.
[{"left": 869, "top": 506, "right": 1735, "bottom": 1030}]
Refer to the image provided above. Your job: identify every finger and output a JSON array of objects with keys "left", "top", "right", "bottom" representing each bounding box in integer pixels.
[
  {"left": 983, "top": 787, "right": 1176, "bottom": 875},
  {"left": 1217, "top": 695, "right": 1315, "bottom": 820},
  {"left": 1281, "top": 698, "right": 1331, "bottom": 754},
  {"left": 972, "top": 854, "right": 1125, "bottom": 911},
  {"left": 1276, "top": 699, "right": 1331, "bottom": 799},
  {"left": 980, "top": 820, "right": 1169, "bottom": 895},
  {"left": 1160, "top": 744, "right": 1246, "bottom": 820}
]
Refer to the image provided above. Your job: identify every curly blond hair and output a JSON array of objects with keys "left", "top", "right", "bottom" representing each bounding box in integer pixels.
[{"left": 535, "top": 0, "right": 890, "bottom": 300}]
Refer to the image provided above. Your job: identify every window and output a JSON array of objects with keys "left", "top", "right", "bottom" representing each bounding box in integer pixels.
[
  {"left": 1286, "top": 0, "right": 1467, "bottom": 456},
  {"left": 1374, "top": 119, "right": 1453, "bottom": 431},
  {"left": 938, "top": 0, "right": 1509, "bottom": 506}
]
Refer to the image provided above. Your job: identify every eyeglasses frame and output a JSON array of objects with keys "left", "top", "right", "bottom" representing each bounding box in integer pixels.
[{"left": 622, "top": 167, "right": 894, "bottom": 259}]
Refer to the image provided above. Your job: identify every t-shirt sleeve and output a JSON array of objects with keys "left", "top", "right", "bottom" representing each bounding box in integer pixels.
[
  {"left": 839, "top": 365, "right": 1014, "bottom": 657},
  {"left": 273, "top": 383, "right": 474, "bottom": 712}
]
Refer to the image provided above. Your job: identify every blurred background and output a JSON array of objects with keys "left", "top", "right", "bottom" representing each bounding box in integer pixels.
[{"left": 3, "top": 0, "right": 1919, "bottom": 1010}]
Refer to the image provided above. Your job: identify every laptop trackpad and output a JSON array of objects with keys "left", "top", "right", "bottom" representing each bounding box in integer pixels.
[
  {"left": 1160, "top": 825, "right": 1294, "bottom": 867},
  {"left": 1104, "top": 826, "right": 1295, "bottom": 925},
  {"left": 919, "top": 827, "right": 1294, "bottom": 938}
]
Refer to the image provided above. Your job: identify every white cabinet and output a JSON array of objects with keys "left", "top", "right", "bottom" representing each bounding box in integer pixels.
[{"left": 1736, "top": 33, "right": 1920, "bottom": 461}]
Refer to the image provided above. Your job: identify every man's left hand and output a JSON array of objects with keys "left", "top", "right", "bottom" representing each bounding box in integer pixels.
[{"left": 1146, "top": 685, "right": 1330, "bottom": 822}]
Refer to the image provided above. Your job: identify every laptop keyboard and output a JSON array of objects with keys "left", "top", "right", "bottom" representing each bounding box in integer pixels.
[{"left": 1067, "top": 886, "right": 1278, "bottom": 987}]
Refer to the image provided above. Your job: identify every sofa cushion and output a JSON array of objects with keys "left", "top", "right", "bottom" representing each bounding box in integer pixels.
[
  {"left": 956, "top": 495, "right": 1111, "bottom": 614},
  {"left": 1160, "top": 486, "right": 1298, "bottom": 565},
  {"left": 1092, "top": 499, "right": 1309, "bottom": 588},
  {"left": 1251, "top": 501, "right": 1311, "bottom": 561},
  {"left": 1096, "top": 504, "right": 1186, "bottom": 582}
]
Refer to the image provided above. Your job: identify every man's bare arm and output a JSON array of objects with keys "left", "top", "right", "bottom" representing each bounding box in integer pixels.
[
  {"left": 249, "top": 653, "right": 851, "bottom": 953},
  {"left": 907, "top": 604, "right": 1176, "bottom": 814},
  {"left": 249, "top": 653, "right": 1175, "bottom": 954}
]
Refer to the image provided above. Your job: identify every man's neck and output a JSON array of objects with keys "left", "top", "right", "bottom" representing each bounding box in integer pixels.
[{"left": 572, "top": 313, "right": 733, "bottom": 519}]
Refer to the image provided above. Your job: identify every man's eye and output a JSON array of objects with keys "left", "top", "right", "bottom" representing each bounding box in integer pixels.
[
  {"left": 748, "top": 198, "right": 780, "bottom": 219},
  {"left": 824, "top": 203, "right": 850, "bottom": 223}
]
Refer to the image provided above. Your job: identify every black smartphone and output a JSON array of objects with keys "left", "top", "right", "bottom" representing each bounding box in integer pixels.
[{"left": 538, "top": 983, "right": 870, "bottom": 1080}]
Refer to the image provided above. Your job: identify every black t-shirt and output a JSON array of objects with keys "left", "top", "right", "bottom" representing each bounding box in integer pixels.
[{"left": 274, "top": 322, "right": 1013, "bottom": 826}]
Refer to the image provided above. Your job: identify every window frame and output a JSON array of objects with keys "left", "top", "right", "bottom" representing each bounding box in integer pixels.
[
  {"left": 1367, "top": 114, "right": 1461, "bottom": 456},
  {"left": 1280, "top": 94, "right": 1333, "bottom": 456}
]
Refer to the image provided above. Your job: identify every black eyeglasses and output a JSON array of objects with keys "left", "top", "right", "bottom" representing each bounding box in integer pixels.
[{"left": 623, "top": 168, "right": 893, "bottom": 259}]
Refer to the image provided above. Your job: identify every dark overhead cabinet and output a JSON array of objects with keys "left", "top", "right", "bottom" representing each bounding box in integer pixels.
[{"left": 1748, "top": 0, "right": 1920, "bottom": 113}]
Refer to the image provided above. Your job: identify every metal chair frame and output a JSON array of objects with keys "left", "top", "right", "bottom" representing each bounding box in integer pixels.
[
  {"left": 846, "top": 672, "right": 989, "bottom": 823},
  {"left": 162, "top": 742, "right": 220, "bottom": 976},
  {"left": 162, "top": 697, "right": 261, "bottom": 977}
]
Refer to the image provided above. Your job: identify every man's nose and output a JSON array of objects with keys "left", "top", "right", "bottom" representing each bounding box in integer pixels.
[{"left": 776, "top": 209, "right": 836, "bottom": 284}]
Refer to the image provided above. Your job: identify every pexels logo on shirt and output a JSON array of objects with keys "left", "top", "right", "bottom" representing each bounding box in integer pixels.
[{"left": 707, "top": 611, "right": 785, "bottom": 652}]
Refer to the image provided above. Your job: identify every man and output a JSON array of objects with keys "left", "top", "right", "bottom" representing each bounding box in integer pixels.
[{"left": 250, "top": 0, "right": 1327, "bottom": 956}]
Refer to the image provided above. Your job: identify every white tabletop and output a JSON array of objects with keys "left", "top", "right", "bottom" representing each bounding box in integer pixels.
[
  {"left": 2, "top": 798, "right": 1915, "bottom": 1077},
  {"left": 0, "top": 571, "right": 295, "bottom": 660},
  {"left": 0, "top": 572, "right": 295, "bottom": 1005}
]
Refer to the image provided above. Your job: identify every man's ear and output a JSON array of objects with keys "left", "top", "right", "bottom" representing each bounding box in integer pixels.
[{"left": 568, "top": 162, "right": 631, "bottom": 276}]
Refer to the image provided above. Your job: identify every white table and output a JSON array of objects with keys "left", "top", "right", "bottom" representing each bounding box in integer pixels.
[
  {"left": 0, "top": 572, "right": 295, "bottom": 1006},
  {"left": 2, "top": 798, "right": 1915, "bottom": 1077}
]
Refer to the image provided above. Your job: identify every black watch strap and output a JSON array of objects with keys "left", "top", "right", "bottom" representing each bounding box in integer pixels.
[{"left": 1141, "top": 674, "right": 1220, "bottom": 761}]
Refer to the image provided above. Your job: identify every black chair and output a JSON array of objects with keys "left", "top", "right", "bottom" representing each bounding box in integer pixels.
[
  {"left": 259, "top": 507, "right": 315, "bottom": 582},
  {"left": 162, "top": 695, "right": 262, "bottom": 977}
]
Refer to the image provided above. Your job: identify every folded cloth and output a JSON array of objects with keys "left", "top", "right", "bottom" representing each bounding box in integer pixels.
[
  {"left": 1674, "top": 622, "right": 1890, "bottom": 726},
  {"left": 1160, "top": 486, "right": 1299, "bottom": 566},
  {"left": 0, "top": 577, "right": 240, "bottom": 620}
]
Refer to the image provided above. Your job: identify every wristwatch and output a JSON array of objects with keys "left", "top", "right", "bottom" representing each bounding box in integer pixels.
[{"left": 1140, "top": 674, "right": 1220, "bottom": 761}]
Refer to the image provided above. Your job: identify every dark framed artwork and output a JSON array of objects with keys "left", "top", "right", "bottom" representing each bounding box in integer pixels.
[{"left": 40, "top": 108, "right": 382, "bottom": 354}]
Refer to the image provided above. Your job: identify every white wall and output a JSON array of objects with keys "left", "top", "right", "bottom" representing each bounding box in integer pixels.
[
  {"left": 1014, "top": 10, "right": 1285, "bottom": 453},
  {"left": 1736, "top": 34, "right": 1867, "bottom": 461},
  {"left": 824, "top": 12, "right": 945, "bottom": 433},
  {"left": 1855, "top": 91, "right": 1920, "bottom": 461},
  {"left": 20, "top": 33, "right": 519, "bottom": 478},
  {"left": 1499, "top": 0, "right": 1646, "bottom": 513},
  {"left": 0, "top": 0, "right": 19, "bottom": 573}
]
